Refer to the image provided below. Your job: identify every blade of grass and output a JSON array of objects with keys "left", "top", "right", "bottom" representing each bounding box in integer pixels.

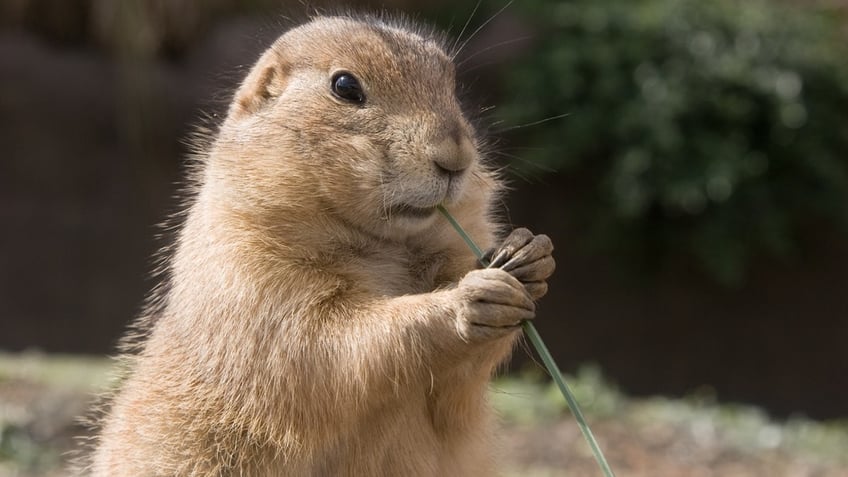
[{"left": 436, "top": 204, "right": 615, "bottom": 477}]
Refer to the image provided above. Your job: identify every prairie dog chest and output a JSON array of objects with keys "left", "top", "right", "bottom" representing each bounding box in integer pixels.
[{"left": 342, "top": 245, "right": 450, "bottom": 297}]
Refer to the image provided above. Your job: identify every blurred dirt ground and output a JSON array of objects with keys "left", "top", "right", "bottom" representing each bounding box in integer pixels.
[{"left": 1, "top": 352, "right": 846, "bottom": 477}]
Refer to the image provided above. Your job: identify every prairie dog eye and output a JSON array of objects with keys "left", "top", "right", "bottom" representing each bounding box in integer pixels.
[{"left": 331, "top": 72, "right": 365, "bottom": 104}]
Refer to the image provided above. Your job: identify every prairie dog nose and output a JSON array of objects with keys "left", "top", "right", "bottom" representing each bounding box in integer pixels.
[{"left": 430, "top": 134, "right": 475, "bottom": 175}]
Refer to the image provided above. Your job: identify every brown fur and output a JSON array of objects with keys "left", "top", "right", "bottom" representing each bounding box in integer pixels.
[{"left": 86, "top": 14, "right": 554, "bottom": 476}]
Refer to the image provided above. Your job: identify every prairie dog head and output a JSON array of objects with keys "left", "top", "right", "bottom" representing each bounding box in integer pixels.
[{"left": 210, "top": 16, "right": 487, "bottom": 239}]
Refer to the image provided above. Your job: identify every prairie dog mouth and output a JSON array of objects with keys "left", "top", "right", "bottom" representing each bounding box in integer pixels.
[{"left": 388, "top": 204, "right": 438, "bottom": 218}]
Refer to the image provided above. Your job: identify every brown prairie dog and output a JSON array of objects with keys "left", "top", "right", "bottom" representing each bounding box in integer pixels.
[{"left": 88, "top": 14, "right": 555, "bottom": 476}]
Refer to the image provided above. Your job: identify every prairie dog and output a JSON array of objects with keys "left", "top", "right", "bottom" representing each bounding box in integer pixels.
[{"left": 89, "top": 14, "right": 555, "bottom": 476}]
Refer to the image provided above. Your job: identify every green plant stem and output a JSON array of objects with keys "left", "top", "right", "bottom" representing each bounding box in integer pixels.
[
  {"left": 436, "top": 205, "right": 615, "bottom": 477},
  {"left": 522, "top": 322, "right": 615, "bottom": 477}
]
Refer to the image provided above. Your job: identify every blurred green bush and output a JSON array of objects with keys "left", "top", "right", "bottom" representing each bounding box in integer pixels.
[{"left": 495, "top": 0, "right": 848, "bottom": 284}]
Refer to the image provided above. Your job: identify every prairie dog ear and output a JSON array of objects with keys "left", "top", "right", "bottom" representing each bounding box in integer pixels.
[{"left": 229, "top": 49, "right": 290, "bottom": 121}]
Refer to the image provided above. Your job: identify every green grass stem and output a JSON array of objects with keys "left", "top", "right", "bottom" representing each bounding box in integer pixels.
[{"left": 436, "top": 205, "right": 615, "bottom": 477}]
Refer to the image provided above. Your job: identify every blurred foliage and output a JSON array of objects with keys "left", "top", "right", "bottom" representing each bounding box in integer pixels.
[
  {"left": 1, "top": 354, "right": 846, "bottom": 475},
  {"left": 492, "top": 364, "right": 624, "bottom": 425},
  {"left": 496, "top": 0, "right": 848, "bottom": 284},
  {"left": 0, "top": 352, "right": 114, "bottom": 476},
  {"left": 493, "top": 364, "right": 848, "bottom": 467},
  {"left": 0, "top": 352, "right": 114, "bottom": 392},
  {"left": 629, "top": 395, "right": 848, "bottom": 466}
]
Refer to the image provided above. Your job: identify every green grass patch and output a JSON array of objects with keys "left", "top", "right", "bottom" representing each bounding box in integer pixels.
[{"left": 0, "top": 351, "right": 113, "bottom": 392}]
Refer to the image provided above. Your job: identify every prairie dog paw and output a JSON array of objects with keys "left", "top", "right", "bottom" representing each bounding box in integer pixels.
[
  {"left": 454, "top": 268, "right": 535, "bottom": 342},
  {"left": 485, "top": 228, "right": 555, "bottom": 300}
]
